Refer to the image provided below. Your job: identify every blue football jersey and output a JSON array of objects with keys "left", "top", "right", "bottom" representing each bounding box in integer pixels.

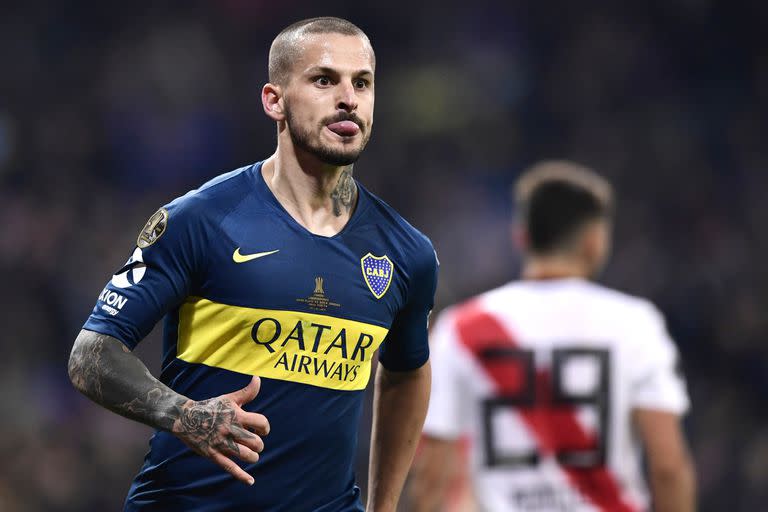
[{"left": 83, "top": 161, "right": 438, "bottom": 511}]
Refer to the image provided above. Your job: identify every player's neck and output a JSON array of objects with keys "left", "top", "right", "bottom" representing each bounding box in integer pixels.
[
  {"left": 521, "top": 257, "right": 592, "bottom": 281},
  {"left": 262, "top": 150, "right": 358, "bottom": 237}
]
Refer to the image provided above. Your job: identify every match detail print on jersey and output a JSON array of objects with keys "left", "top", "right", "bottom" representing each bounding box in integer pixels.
[
  {"left": 176, "top": 297, "right": 389, "bottom": 391},
  {"left": 360, "top": 253, "right": 394, "bottom": 299}
]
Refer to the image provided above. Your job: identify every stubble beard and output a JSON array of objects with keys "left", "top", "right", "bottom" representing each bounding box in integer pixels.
[{"left": 285, "top": 106, "right": 370, "bottom": 167}]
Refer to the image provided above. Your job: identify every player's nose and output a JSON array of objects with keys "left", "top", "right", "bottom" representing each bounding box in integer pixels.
[{"left": 336, "top": 81, "right": 358, "bottom": 112}]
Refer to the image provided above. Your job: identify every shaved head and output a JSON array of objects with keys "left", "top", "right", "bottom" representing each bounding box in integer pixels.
[{"left": 268, "top": 17, "right": 375, "bottom": 86}]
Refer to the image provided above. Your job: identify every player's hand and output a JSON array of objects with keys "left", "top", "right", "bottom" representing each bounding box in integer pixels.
[{"left": 171, "top": 376, "right": 270, "bottom": 485}]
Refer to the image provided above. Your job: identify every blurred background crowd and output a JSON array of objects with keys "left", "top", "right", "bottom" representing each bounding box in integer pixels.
[{"left": 1, "top": 1, "right": 766, "bottom": 510}]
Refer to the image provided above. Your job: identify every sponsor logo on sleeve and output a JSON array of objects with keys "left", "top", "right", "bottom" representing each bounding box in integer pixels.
[
  {"left": 111, "top": 247, "right": 146, "bottom": 288},
  {"left": 98, "top": 287, "right": 128, "bottom": 316}
]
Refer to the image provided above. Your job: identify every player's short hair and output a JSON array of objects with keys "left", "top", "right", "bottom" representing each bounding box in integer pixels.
[
  {"left": 268, "top": 17, "right": 374, "bottom": 86},
  {"left": 514, "top": 161, "right": 614, "bottom": 254}
]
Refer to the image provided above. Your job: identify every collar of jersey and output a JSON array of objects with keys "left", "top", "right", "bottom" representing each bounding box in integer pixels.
[{"left": 251, "top": 160, "right": 371, "bottom": 240}]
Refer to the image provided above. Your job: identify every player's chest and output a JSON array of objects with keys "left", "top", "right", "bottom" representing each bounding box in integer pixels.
[{"left": 198, "top": 221, "right": 406, "bottom": 326}]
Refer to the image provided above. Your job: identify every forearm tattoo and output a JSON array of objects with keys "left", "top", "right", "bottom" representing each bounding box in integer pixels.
[
  {"left": 330, "top": 167, "right": 358, "bottom": 217},
  {"left": 67, "top": 332, "right": 106, "bottom": 402},
  {"left": 68, "top": 330, "right": 255, "bottom": 453},
  {"left": 68, "top": 330, "right": 185, "bottom": 431}
]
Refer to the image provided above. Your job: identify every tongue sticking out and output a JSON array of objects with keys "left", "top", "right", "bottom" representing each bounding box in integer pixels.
[{"left": 327, "top": 120, "right": 360, "bottom": 136}]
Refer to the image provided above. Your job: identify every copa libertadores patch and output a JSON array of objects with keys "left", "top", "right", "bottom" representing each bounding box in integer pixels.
[{"left": 137, "top": 208, "right": 169, "bottom": 248}]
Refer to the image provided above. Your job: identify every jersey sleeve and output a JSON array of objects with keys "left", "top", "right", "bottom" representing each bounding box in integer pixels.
[
  {"left": 377, "top": 246, "right": 439, "bottom": 371},
  {"left": 82, "top": 199, "right": 207, "bottom": 349},
  {"left": 629, "top": 304, "right": 690, "bottom": 415},
  {"left": 421, "top": 308, "right": 468, "bottom": 440}
]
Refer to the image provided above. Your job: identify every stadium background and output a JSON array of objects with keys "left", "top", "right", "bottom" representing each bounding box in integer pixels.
[{"left": 1, "top": 1, "right": 766, "bottom": 510}]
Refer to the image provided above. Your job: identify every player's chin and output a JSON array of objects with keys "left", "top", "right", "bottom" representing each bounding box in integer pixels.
[{"left": 317, "top": 146, "right": 363, "bottom": 167}]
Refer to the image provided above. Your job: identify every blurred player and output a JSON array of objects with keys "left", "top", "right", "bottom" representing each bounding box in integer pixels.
[
  {"left": 68, "top": 17, "right": 437, "bottom": 511},
  {"left": 409, "top": 161, "right": 695, "bottom": 512}
]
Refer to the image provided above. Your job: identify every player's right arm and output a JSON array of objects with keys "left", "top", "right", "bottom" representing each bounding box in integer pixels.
[
  {"left": 69, "top": 202, "right": 269, "bottom": 485},
  {"left": 68, "top": 329, "right": 268, "bottom": 485},
  {"left": 68, "top": 329, "right": 185, "bottom": 431}
]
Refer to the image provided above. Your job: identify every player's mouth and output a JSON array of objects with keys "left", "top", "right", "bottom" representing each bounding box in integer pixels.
[{"left": 326, "top": 120, "right": 361, "bottom": 137}]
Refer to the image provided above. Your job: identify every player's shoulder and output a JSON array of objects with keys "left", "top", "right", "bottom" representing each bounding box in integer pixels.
[
  {"left": 460, "top": 279, "right": 663, "bottom": 325},
  {"left": 163, "top": 163, "right": 257, "bottom": 223},
  {"left": 357, "top": 182, "right": 436, "bottom": 263},
  {"left": 432, "top": 283, "right": 512, "bottom": 330},
  {"left": 555, "top": 279, "right": 654, "bottom": 306},
  {"left": 566, "top": 280, "right": 664, "bottom": 323},
  {"left": 130, "top": 164, "right": 256, "bottom": 250}
]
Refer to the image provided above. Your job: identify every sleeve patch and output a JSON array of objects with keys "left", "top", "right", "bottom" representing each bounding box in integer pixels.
[{"left": 137, "top": 208, "right": 169, "bottom": 248}]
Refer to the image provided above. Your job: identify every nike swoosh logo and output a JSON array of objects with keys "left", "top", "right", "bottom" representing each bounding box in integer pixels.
[{"left": 232, "top": 248, "right": 280, "bottom": 263}]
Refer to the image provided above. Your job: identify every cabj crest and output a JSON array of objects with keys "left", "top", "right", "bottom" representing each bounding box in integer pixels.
[{"left": 361, "top": 253, "right": 394, "bottom": 299}]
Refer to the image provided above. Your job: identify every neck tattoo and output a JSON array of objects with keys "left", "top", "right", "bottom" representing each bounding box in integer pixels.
[{"left": 330, "top": 168, "right": 358, "bottom": 217}]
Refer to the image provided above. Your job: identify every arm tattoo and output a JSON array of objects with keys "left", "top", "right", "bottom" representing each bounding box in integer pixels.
[
  {"left": 117, "top": 388, "right": 185, "bottom": 431},
  {"left": 330, "top": 167, "right": 358, "bottom": 217},
  {"left": 67, "top": 333, "right": 106, "bottom": 402},
  {"left": 68, "top": 330, "right": 257, "bottom": 452},
  {"left": 68, "top": 329, "right": 186, "bottom": 431}
]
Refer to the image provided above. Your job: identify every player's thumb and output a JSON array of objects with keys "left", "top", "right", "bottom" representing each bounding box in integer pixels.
[{"left": 229, "top": 376, "right": 261, "bottom": 406}]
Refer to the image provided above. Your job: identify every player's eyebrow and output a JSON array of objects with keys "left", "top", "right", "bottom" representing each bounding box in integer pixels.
[
  {"left": 356, "top": 69, "right": 374, "bottom": 79},
  {"left": 305, "top": 66, "right": 374, "bottom": 78}
]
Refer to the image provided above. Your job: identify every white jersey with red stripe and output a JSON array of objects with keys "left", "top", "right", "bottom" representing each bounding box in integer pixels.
[{"left": 423, "top": 278, "right": 689, "bottom": 512}]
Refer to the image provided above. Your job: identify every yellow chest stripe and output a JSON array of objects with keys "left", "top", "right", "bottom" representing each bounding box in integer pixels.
[{"left": 177, "top": 297, "right": 389, "bottom": 391}]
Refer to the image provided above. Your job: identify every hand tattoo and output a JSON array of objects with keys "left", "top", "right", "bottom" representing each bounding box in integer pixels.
[
  {"left": 174, "top": 398, "right": 245, "bottom": 457},
  {"left": 330, "top": 167, "right": 358, "bottom": 217}
]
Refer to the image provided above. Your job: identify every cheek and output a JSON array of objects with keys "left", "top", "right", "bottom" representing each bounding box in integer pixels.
[
  {"left": 287, "top": 100, "right": 318, "bottom": 128},
  {"left": 302, "top": 94, "right": 331, "bottom": 125},
  {"left": 363, "top": 95, "right": 375, "bottom": 123},
  {"left": 287, "top": 91, "right": 318, "bottom": 114}
]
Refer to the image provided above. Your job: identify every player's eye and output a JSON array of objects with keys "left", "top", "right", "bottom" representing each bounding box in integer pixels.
[
  {"left": 353, "top": 78, "right": 370, "bottom": 90},
  {"left": 313, "top": 76, "right": 332, "bottom": 87}
]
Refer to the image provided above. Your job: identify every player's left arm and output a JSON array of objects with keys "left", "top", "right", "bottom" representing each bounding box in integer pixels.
[
  {"left": 633, "top": 408, "right": 695, "bottom": 512},
  {"left": 368, "top": 361, "right": 431, "bottom": 512},
  {"left": 367, "top": 244, "right": 438, "bottom": 512},
  {"left": 630, "top": 303, "right": 696, "bottom": 512}
]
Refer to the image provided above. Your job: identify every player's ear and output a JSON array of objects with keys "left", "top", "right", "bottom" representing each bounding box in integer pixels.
[
  {"left": 511, "top": 222, "right": 528, "bottom": 252},
  {"left": 262, "top": 83, "right": 285, "bottom": 121},
  {"left": 581, "top": 220, "right": 609, "bottom": 269}
]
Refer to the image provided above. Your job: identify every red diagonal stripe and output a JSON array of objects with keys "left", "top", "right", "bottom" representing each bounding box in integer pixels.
[{"left": 454, "top": 302, "right": 638, "bottom": 512}]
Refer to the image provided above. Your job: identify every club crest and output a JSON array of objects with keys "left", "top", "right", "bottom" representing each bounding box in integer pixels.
[{"left": 361, "top": 253, "right": 394, "bottom": 299}]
